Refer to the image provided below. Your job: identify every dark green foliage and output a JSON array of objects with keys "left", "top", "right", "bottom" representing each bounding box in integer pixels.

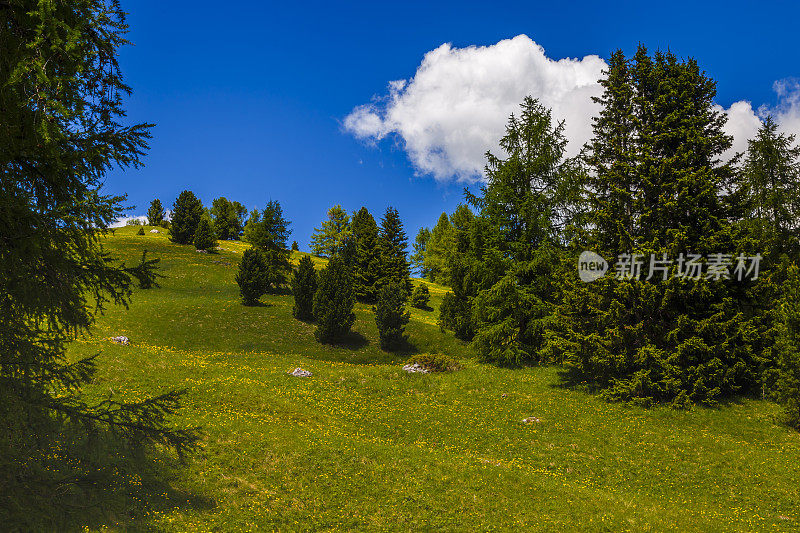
[
  {"left": 0, "top": 1, "right": 198, "bottom": 526},
  {"left": 244, "top": 201, "right": 292, "bottom": 290},
  {"left": 310, "top": 204, "right": 351, "bottom": 257},
  {"left": 410, "top": 283, "right": 431, "bottom": 310},
  {"left": 374, "top": 280, "right": 410, "bottom": 351},
  {"left": 407, "top": 353, "right": 462, "bottom": 372},
  {"left": 210, "top": 197, "right": 246, "bottom": 240},
  {"left": 467, "top": 98, "right": 577, "bottom": 366},
  {"left": 137, "top": 225, "right": 145, "bottom": 235},
  {"left": 236, "top": 248, "right": 269, "bottom": 305},
  {"left": 292, "top": 256, "right": 318, "bottom": 321},
  {"left": 313, "top": 255, "right": 356, "bottom": 343},
  {"left": 777, "top": 264, "right": 800, "bottom": 429},
  {"left": 351, "top": 207, "right": 382, "bottom": 302},
  {"left": 193, "top": 214, "right": 217, "bottom": 251},
  {"left": 377, "top": 207, "right": 412, "bottom": 296},
  {"left": 291, "top": 240, "right": 299, "bottom": 251},
  {"left": 169, "top": 190, "right": 204, "bottom": 244},
  {"left": 547, "top": 47, "right": 748, "bottom": 406},
  {"left": 147, "top": 198, "right": 166, "bottom": 227},
  {"left": 411, "top": 227, "right": 431, "bottom": 277},
  {"left": 438, "top": 290, "right": 475, "bottom": 340}
]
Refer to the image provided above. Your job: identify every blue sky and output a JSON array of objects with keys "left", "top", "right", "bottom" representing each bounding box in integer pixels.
[{"left": 110, "top": 0, "right": 800, "bottom": 248}]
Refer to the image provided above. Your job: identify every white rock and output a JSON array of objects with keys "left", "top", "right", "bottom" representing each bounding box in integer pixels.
[
  {"left": 111, "top": 336, "right": 129, "bottom": 345},
  {"left": 402, "top": 363, "right": 430, "bottom": 374},
  {"left": 289, "top": 368, "right": 312, "bottom": 378},
  {"left": 522, "top": 417, "right": 541, "bottom": 424},
  {"left": 149, "top": 229, "right": 159, "bottom": 233}
]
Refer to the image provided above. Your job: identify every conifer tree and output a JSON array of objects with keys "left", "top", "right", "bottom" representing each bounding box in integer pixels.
[
  {"left": 468, "top": 97, "right": 575, "bottom": 366},
  {"left": 437, "top": 205, "right": 479, "bottom": 341},
  {"left": 377, "top": 207, "right": 411, "bottom": 296},
  {"left": 193, "top": 214, "right": 217, "bottom": 251},
  {"left": 351, "top": 207, "right": 382, "bottom": 302},
  {"left": 313, "top": 255, "right": 356, "bottom": 342},
  {"left": 210, "top": 197, "right": 245, "bottom": 241},
  {"left": 410, "top": 283, "right": 431, "bottom": 310},
  {"left": 411, "top": 227, "right": 431, "bottom": 277},
  {"left": 236, "top": 248, "right": 269, "bottom": 305},
  {"left": 424, "top": 213, "right": 454, "bottom": 283},
  {"left": 147, "top": 198, "right": 166, "bottom": 227},
  {"left": 292, "top": 255, "right": 318, "bottom": 320},
  {"left": 246, "top": 201, "right": 292, "bottom": 290},
  {"left": 778, "top": 264, "right": 800, "bottom": 429},
  {"left": 291, "top": 240, "right": 299, "bottom": 251},
  {"left": 0, "top": 2, "right": 197, "bottom": 523},
  {"left": 169, "top": 190, "right": 204, "bottom": 244},
  {"left": 310, "top": 205, "right": 351, "bottom": 257},
  {"left": 374, "top": 280, "right": 410, "bottom": 350}
]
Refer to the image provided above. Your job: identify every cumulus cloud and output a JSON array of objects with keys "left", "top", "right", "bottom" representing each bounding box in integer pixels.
[
  {"left": 111, "top": 215, "right": 149, "bottom": 228},
  {"left": 344, "top": 35, "right": 605, "bottom": 181},
  {"left": 345, "top": 35, "right": 800, "bottom": 182}
]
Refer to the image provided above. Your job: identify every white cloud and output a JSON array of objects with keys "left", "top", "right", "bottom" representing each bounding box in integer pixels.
[
  {"left": 344, "top": 35, "right": 605, "bottom": 181},
  {"left": 110, "top": 215, "right": 149, "bottom": 228},
  {"left": 345, "top": 36, "right": 800, "bottom": 182}
]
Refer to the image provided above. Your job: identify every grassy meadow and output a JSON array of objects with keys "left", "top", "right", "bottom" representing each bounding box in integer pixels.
[{"left": 66, "top": 225, "right": 800, "bottom": 531}]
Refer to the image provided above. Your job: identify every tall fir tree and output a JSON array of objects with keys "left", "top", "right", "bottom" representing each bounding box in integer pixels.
[
  {"left": 169, "top": 190, "right": 204, "bottom": 244},
  {"left": 0, "top": 2, "right": 197, "bottom": 525},
  {"left": 313, "top": 255, "right": 356, "bottom": 343},
  {"left": 377, "top": 207, "right": 412, "bottom": 296},
  {"left": 410, "top": 227, "right": 431, "bottom": 278},
  {"left": 292, "top": 255, "right": 318, "bottom": 321},
  {"left": 246, "top": 200, "right": 292, "bottom": 290},
  {"left": 147, "top": 198, "right": 166, "bottom": 227},
  {"left": 424, "top": 213, "right": 453, "bottom": 283},
  {"left": 467, "top": 97, "right": 576, "bottom": 366},
  {"left": 351, "top": 207, "right": 382, "bottom": 302},
  {"left": 210, "top": 197, "right": 245, "bottom": 241},
  {"left": 310, "top": 205, "right": 351, "bottom": 257},
  {"left": 374, "top": 280, "right": 411, "bottom": 350},
  {"left": 236, "top": 248, "right": 269, "bottom": 305},
  {"left": 193, "top": 213, "right": 217, "bottom": 251}
]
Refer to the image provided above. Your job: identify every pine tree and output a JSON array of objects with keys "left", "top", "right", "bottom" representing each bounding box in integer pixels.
[
  {"left": 424, "top": 213, "right": 453, "bottom": 283},
  {"left": 137, "top": 225, "right": 145, "bottom": 235},
  {"left": 778, "top": 264, "right": 800, "bottom": 429},
  {"left": 236, "top": 248, "right": 269, "bottom": 305},
  {"left": 467, "top": 97, "right": 575, "bottom": 366},
  {"left": 410, "top": 283, "right": 431, "bottom": 310},
  {"left": 351, "top": 207, "right": 382, "bottom": 302},
  {"left": 377, "top": 207, "right": 411, "bottom": 296},
  {"left": 410, "top": 227, "right": 431, "bottom": 277},
  {"left": 313, "top": 255, "right": 356, "bottom": 342},
  {"left": 147, "top": 198, "right": 166, "bottom": 227},
  {"left": 0, "top": 2, "right": 197, "bottom": 524},
  {"left": 246, "top": 201, "right": 292, "bottom": 290},
  {"left": 210, "top": 197, "right": 245, "bottom": 241},
  {"left": 310, "top": 204, "right": 351, "bottom": 257},
  {"left": 169, "top": 190, "right": 204, "bottom": 244},
  {"left": 374, "top": 280, "right": 410, "bottom": 350},
  {"left": 437, "top": 205, "right": 479, "bottom": 341},
  {"left": 291, "top": 240, "right": 299, "bottom": 251},
  {"left": 292, "top": 255, "right": 318, "bottom": 320},
  {"left": 193, "top": 214, "right": 217, "bottom": 251},
  {"left": 548, "top": 47, "right": 749, "bottom": 406}
]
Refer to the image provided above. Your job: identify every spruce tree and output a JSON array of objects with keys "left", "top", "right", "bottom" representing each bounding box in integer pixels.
[
  {"left": 236, "top": 248, "right": 269, "bottom": 305},
  {"left": 374, "top": 280, "right": 411, "bottom": 350},
  {"left": 410, "top": 283, "right": 431, "bottom": 310},
  {"left": 310, "top": 204, "right": 351, "bottom": 257},
  {"left": 424, "top": 213, "right": 453, "bottom": 283},
  {"left": 193, "top": 214, "right": 217, "bottom": 251},
  {"left": 410, "top": 227, "right": 431, "bottom": 277},
  {"left": 169, "top": 190, "right": 204, "bottom": 244},
  {"left": 436, "top": 205, "right": 479, "bottom": 341},
  {"left": 147, "top": 198, "right": 166, "bottom": 227},
  {"left": 351, "top": 207, "right": 382, "bottom": 302},
  {"left": 0, "top": 2, "right": 197, "bottom": 524},
  {"left": 291, "top": 240, "right": 299, "bottom": 251},
  {"left": 211, "top": 197, "right": 245, "bottom": 241},
  {"left": 467, "top": 97, "right": 576, "bottom": 366},
  {"left": 377, "top": 207, "right": 412, "bottom": 296},
  {"left": 246, "top": 200, "right": 292, "bottom": 290},
  {"left": 778, "top": 264, "right": 800, "bottom": 429},
  {"left": 292, "top": 255, "right": 318, "bottom": 320},
  {"left": 313, "top": 255, "right": 356, "bottom": 342}
]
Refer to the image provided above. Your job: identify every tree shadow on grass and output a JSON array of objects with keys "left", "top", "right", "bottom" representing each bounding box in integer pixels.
[{"left": 0, "top": 421, "right": 214, "bottom": 532}]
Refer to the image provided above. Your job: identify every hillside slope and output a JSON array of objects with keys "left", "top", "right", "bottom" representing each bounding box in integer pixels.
[{"left": 67, "top": 226, "right": 800, "bottom": 531}]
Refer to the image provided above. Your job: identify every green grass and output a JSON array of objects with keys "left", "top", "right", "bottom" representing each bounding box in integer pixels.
[{"left": 68, "top": 225, "right": 800, "bottom": 531}]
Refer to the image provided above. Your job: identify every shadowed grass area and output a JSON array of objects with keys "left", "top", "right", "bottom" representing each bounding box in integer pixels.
[{"left": 64, "top": 225, "right": 800, "bottom": 531}]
